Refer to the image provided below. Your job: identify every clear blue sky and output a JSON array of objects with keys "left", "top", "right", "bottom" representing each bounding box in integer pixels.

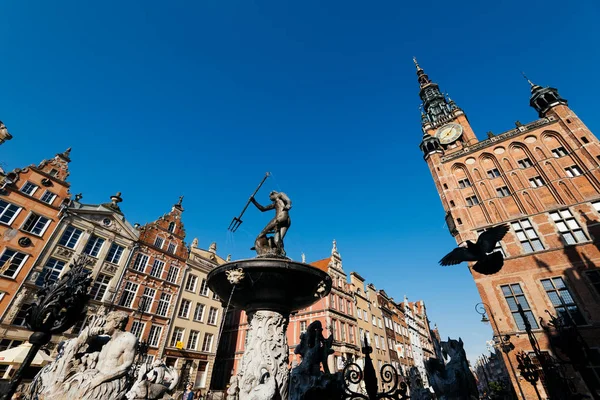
[{"left": 2, "top": 0, "right": 599, "bottom": 362}]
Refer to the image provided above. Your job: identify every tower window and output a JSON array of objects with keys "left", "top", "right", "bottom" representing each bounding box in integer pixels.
[
  {"left": 486, "top": 168, "right": 501, "bottom": 179},
  {"left": 465, "top": 196, "right": 479, "bottom": 207},
  {"left": 496, "top": 186, "right": 510, "bottom": 197},
  {"left": 552, "top": 147, "right": 568, "bottom": 158},
  {"left": 511, "top": 219, "right": 544, "bottom": 253},
  {"left": 540, "top": 277, "right": 585, "bottom": 325},
  {"left": 457, "top": 178, "right": 471, "bottom": 189},
  {"left": 550, "top": 209, "right": 587, "bottom": 245},
  {"left": 49, "top": 169, "right": 59, "bottom": 177},
  {"left": 443, "top": 184, "right": 448, "bottom": 190},
  {"left": 529, "top": 176, "right": 545, "bottom": 188},
  {"left": 168, "top": 221, "right": 176, "bottom": 233},
  {"left": 500, "top": 283, "right": 539, "bottom": 331},
  {"left": 581, "top": 137, "right": 589, "bottom": 144},
  {"left": 517, "top": 158, "right": 533, "bottom": 168},
  {"left": 567, "top": 119, "right": 572, "bottom": 124},
  {"left": 456, "top": 218, "right": 462, "bottom": 225},
  {"left": 449, "top": 200, "right": 455, "bottom": 207},
  {"left": 565, "top": 165, "right": 582, "bottom": 177}
]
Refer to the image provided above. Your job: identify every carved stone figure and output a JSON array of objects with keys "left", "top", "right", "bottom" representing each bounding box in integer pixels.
[
  {"left": 235, "top": 310, "right": 289, "bottom": 400},
  {"left": 30, "top": 310, "right": 137, "bottom": 400},
  {"left": 426, "top": 337, "right": 478, "bottom": 400},
  {"left": 289, "top": 321, "right": 341, "bottom": 400},
  {"left": 0, "top": 120, "right": 12, "bottom": 144},
  {"left": 226, "top": 374, "right": 240, "bottom": 400},
  {"left": 125, "top": 359, "right": 179, "bottom": 400},
  {"left": 209, "top": 242, "right": 217, "bottom": 253},
  {"left": 250, "top": 191, "right": 292, "bottom": 258},
  {"left": 191, "top": 238, "right": 199, "bottom": 248}
]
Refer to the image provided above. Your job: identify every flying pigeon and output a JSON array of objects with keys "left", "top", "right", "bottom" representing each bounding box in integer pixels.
[{"left": 439, "top": 224, "right": 510, "bottom": 275}]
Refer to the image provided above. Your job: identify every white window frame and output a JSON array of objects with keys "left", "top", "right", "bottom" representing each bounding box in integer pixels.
[
  {"left": 149, "top": 259, "right": 165, "bottom": 278},
  {"left": 201, "top": 333, "right": 214, "bottom": 352},
  {"left": 552, "top": 147, "right": 567, "bottom": 158},
  {"left": 166, "top": 265, "right": 180, "bottom": 283},
  {"left": 131, "top": 321, "right": 146, "bottom": 339},
  {"left": 119, "top": 281, "right": 139, "bottom": 308},
  {"left": 170, "top": 327, "right": 185, "bottom": 347},
  {"left": 90, "top": 273, "right": 112, "bottom": 301},
  {"left": 20, "top": 181, "right": 38, "bottom": 196},
  {"left": 185, "top": 274, "right": 198, "bottom": 292},
  {"left": 550, "top": 209, "right": 587, "bottom": 245},
  {"left": 178, "top": 298, "right": 191, "bottom": 319},
  {"left": 20, "top": 212, "right": 51, "bottom": 236},
  {"left": 36, "top": 258, "right": 66, "bottom": 286},
  {"left": 0, "top": 200, "right": 22, "bottom": 226},
  {"left": 58, "top": 225, "right": 83, "bottom": 249},
  {"left": 154, "top": 236, "right": 165, "bottom": 249},
  {"left": 147, "top": 325, "right": 162, "bottom": 348},
  {"left": 140, "top": 287, "right": 156, "bottom": 312},
  {"left": 167, "top": 242, "right": 177, "bottom": 254},
  {"left": 187, "top": 330, "right": 200, "bottom": 350},
  {"left": 0, "top": 249, "right": 29, "bottom": 279},
  {"left": 84, "top": 234, "right": 105, "bottom": 257},
  {"left": 200, "top": 278, "right": 209, "bottom": 296},
  {"left": 511, "top": 219, "right": 544, "bottom": 253},
  {"left": 105, "top": 243, "right": 125, "bottom": 264},
  {"left": 40, "top": 190, "right": 57, "bottom": 205},
  {"left": 132, "top": 253, "right": 149, "bottom": 273},
  {"left": 207, "top": 307, "right": 218, "bottom": 325},
  {"left": 194, "top": 303, "right": 205, "bottom": 322},
  {"left": 156, "top": 293, "right": 171, "bottom": 317}
]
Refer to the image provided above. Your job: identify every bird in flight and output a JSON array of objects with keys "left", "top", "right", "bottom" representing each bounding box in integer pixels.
[{"left": 439, "top": 224, "right": 510, "bottom": 275}]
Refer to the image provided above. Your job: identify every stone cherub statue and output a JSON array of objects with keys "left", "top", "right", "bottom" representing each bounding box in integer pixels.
[{"left": 250, "top": 191, "right": 292, "bottom": 258}]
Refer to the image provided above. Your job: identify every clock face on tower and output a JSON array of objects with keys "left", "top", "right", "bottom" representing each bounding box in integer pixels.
[{"left": 435, "top": 123, "right": 463, "bottom": 144}]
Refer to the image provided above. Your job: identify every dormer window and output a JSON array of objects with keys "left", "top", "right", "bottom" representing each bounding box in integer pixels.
[
  {"left": 49, "top": 169, "right": 59, "bottom": 177},
  {"left": 168, "top": 222, "right": 176, "bottom": 233}
]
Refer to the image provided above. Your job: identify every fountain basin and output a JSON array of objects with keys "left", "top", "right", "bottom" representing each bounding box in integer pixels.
[{"left": 207, "top": 258, "right": 332, "bottom": 314}]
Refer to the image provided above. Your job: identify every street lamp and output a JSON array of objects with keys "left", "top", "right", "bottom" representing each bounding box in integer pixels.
[{"left": 475, "top": 302, "right": 525, "bottom": 400}]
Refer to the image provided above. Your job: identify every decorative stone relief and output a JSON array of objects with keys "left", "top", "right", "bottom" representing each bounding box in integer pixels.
[
  {"left": 102, "top": 263, "right": 118, "bottom": 274},
  {"left": 236, "top": 310, "right": 289, "bottom": 400},
  {"left": 125, "top": 359, "right": 179, "bottom": 400},
  {"left": 54, "top": 246, "right": 74, "bottom": 259}
]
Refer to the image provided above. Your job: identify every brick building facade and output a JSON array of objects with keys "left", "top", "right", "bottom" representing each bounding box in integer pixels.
[
  {"left": 0, "top": 149, "right": 72, "bottom": 363},
  {"left": 112, "top": 198, "right": 189, "bottom": 362},
  {"left": 417, "top": 58, "right": 600, "bottom": 398}
]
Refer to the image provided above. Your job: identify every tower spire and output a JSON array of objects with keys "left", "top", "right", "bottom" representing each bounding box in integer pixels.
[{"left": 414, "top": 58, "right": 460, "bottom": 128}]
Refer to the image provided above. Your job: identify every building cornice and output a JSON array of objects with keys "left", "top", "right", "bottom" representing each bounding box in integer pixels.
[{"left": 440, "top": 117, "right": 557, "bottom": 163}]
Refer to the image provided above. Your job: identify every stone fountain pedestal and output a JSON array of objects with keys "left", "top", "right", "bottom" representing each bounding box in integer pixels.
[{"left": 207, "top": 258, "right": 332, "bottom": 400}]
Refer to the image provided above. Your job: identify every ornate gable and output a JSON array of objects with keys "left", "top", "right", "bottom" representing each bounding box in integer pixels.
[{"left": 37, "top": 148, "right": 71, "bottom": 182}]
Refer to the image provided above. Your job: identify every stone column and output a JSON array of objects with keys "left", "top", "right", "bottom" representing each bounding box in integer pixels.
[{"left": 235, "top": 310, "right": 289, "bottom": 400}]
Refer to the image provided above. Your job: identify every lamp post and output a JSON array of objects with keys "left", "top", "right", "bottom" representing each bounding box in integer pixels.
[{"left": 475, "top": 302, "right": 526, "bottom": 400}]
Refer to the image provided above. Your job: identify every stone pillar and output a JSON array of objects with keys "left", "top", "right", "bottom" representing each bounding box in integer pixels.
[{"left": 235, "top": 310, "right": 289, "bottom": 400}]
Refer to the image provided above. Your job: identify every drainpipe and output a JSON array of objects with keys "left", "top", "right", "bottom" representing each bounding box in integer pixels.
[{"left": 0, "top": 204, "right": 70, "bottom": 323}]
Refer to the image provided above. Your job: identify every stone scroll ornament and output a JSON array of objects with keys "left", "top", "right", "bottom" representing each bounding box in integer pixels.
[{"left": 233, "top": 311, "right": 289, "bottom": 400}]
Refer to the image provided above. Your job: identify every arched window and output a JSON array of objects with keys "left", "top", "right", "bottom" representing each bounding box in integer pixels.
[{"left": 168, "top": 222, "right": 176, "bottom": 233}]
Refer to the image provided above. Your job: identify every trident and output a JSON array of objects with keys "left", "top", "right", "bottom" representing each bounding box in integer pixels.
[{"left": 228, "top": 172, "right": 271, "bottom": 232}]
